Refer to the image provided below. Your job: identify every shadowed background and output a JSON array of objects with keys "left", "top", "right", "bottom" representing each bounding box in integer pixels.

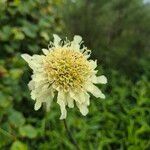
[{"left": 0, "top": 0, "right": 149, "bottom": 149}]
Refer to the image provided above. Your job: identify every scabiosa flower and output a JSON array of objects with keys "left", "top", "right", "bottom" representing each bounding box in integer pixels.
[{"left": 21, "top": 34, "right": 107, "bottom": 119}]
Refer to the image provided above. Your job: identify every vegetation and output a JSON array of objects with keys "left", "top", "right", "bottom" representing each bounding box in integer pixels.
[{"left": 0, "top": 0, "right": 149, "bottom": 149}]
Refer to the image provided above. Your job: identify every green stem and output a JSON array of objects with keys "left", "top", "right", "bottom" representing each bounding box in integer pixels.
[{"left": 63, "top": 119, "right": 80, "bottom": 150}]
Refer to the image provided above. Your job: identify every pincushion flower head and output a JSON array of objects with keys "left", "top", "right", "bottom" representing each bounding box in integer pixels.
[{"left": 21, "top": 34, "right": 107, "bottom": 119}]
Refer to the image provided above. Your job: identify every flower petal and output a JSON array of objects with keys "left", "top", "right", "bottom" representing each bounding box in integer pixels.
[
  {"left": 57, "top": 91, "right": 67, "bottom": 119},
  {"left": 84, "top": 92, "right": 90, "bottom": 106},
  {"left": 42, "top": 48, "right": 49, "bottom": 55},
  {"left": 31, "top": 90, "right": 36, "bottom": 100},
  {"left": 33, "top": 87, "right": 54, "bottom": 111},
  {"left": 21, "top": 54, "right": 44, "bottom": 71},
  {"left": 34, "top": 101, "right": 42, "bottom": 111},
  {"left": 32, "top": 72, "right": 47, "bottom": 82},
  {"left": 85, "top": 82, "right": 105, "bottom": 99},
  {"left": 77, "top": 103, "right": 89, "bottom": 116},
  {"left": 70, "top": 91, "right": 86, "bottom": 104},
  {"left": 89, "top": 60, "right": 97, "bottom": 69},
  {"left": 53, "top": 34, "right": 61, "bottom": 47},
  {"left": 45, "top": 93, "right": 54, "bottom": 112},
  {"left": 28, "top": 80, "right": 35, "bottom": 90},
  {"left": 21, "top": 54, "right": 32, "bottom": 64},
  {"left": 73, "top": 35, "right": 82, "bottom": 43},
  {"left": 66, "top": 94, "right": 74, "bottom": 108},
  {"left": 71, "top": 35, "right": 82, "bottom": 50},
  {"left": 92, "top": 75, "right": 107, "bottom": 84}
]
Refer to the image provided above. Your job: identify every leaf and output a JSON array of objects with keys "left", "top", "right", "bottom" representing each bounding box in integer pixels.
[
  {"left": 0, "top": 131, "right": 12, "bottom": 148},
  {"left": 0, "top": 92, "right": 12, "bottom": 108},
  {"left": 8, "top": 110, "right": 25, "bottom": 127},
  {"left": 0, "top": 26, "right": 12, "bottom": 41},
  {"left": 19, "top": 125, "right": 38, "bottom": 139},
  {"left": 10, "top": 141, "right": 28, "bottom": 150},
  {"left": 9, "top": 68, "right": 23, "bottom": 80}
]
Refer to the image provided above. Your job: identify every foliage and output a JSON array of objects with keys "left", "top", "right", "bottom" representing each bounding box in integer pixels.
[
  {"left": 0, "top": 0, "right": 149, "bottom": 150},
  {"left": 62, "top": 0, "right": 150, "bottom": 78}
]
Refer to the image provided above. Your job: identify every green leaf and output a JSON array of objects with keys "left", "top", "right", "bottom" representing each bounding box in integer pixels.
[
  {"left": 0, "top": 26, "right": 12, "bottom": 41},
  {"left": 8, "top": 110, "right": 25, "bottom": 127},
  {"left": 10, "top": 141, "right": 28, "bottom": 150},
  {"left": 19, "top": 125, "right": 38, "bottom": 139},
  {"left": 9, "top": 68, "right": 23, "bottom": 80},
  {"left": 0, "top": 92, "right": 12, "bottom": 108}
]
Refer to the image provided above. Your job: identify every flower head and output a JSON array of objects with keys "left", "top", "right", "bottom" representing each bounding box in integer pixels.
[{"left": 21, "top": 34, "right": 107, "bottom": 119}]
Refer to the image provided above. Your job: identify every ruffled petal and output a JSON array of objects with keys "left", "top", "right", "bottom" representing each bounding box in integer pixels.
[
  {"left": 53, "top": 34, "right": 61, "bottom": 47},
  {"left": 42, "top": 48, "right": 49, "bottom": 55},
  {"left": 92, "top": 75, "right": 107, "bottom": 84},
  {"left": 70, "top": 91, "right": 86, "bottom": 104},
  {"left": 66, "top": 94, "right": 74, "bottom": 108},
  {"left": 31, "top": 90, "right": 36, "bottom": 100},
  {"left": 57, "top": 91, "right": 67, "bottom": 119},
  {"left": 74, "top": 35, "right": 82, "bottom": 43},
  {"left": 31, "top": 82, "right": 54, "bottom": 110},
  {"left": 71, "top": 35, "right": 82, "bottom": 51},
  {"left": 28, "top": 80, "right": 35, "bottom": 90},
  {"left": 89, "top": 60, "right": 97, "bottom": 69},
  {"left": 77, "top": 103, "right": 89, "bottom": 116},
  {"left": 32, "top": 72, "right": 47, "bottom": 82},
  {"left": 45, "top": 99, "right": 53, "bottom": 112},
  {"left": 21, "top": 54, "right": 32, "bottom": 64},
  {"left": 45, "top": 92, "right": 54, "bottom": 111},
  {"left": 21, "top": 54, "right": 44, "bottom": 71},
  {"left": 85, "top": 82, "right": 105, "bottom": 99},
  {"left": 84, "top": 92, "right": 90, "bottom": 106},
  {"left": 34, "top": 101, "right": 42, "bottom": 111},
  {"left": 32, "top": 54, "right": 44, "bottom": 62}
]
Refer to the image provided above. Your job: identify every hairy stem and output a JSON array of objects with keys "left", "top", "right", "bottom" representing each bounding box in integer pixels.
[{"left": 63, "top": 119, "right": 80, "bottom": 150}]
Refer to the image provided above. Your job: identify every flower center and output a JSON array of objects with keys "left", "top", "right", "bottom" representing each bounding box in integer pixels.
[{"left": 44, "top": 48, "right": 91, "bottom": 91}]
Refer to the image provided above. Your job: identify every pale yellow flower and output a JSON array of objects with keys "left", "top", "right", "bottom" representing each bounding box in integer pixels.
[{"left": 21, "top": 34, "right": 107, "bottom": 119}]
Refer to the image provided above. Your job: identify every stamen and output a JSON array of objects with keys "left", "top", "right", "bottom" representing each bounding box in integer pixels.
[{"left": 43, "top": 47, "right": 91, "bottom": 91}]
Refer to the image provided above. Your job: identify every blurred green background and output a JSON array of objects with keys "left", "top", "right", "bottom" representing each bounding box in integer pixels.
[{"left": 0, "top": 0, "right": 150, "bottom": 149}]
